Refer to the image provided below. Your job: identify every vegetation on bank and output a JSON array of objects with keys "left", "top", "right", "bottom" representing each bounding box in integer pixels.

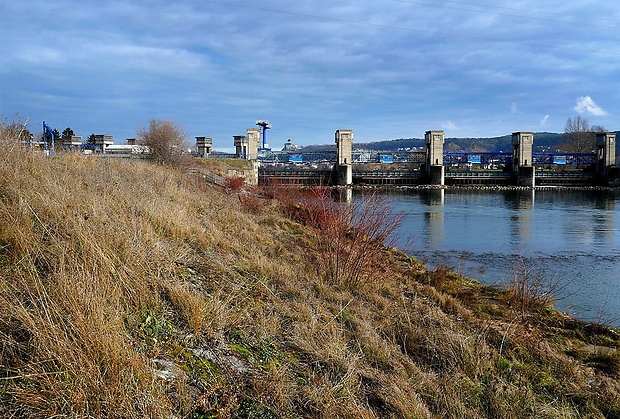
[{"left": 1, "top": 134, "right": 620, "bottom": 417}]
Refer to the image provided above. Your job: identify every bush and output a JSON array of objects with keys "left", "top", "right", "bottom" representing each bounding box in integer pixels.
[
  {"left": 281, "top": 187, "right": 403, "bottom": 289},
  {"left": 503, "top": 257, "right": 558, "bottom": 315},
  {"left": 225, "top": 176, "right": 245, "bottom": 190},
  {"left": 137, "top": 119, "right": 188, "bottom": 166}
]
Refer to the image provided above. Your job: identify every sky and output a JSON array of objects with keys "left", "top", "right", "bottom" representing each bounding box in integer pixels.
[{"left": 1, "top": 1, "right": 619, "bottom": 152}]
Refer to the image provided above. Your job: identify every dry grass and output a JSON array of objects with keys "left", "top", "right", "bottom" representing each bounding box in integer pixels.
[{"left": 1, "top": 118, "right": 620, "bottom": 418}]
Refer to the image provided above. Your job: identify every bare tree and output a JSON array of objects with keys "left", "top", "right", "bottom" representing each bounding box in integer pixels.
[
  {"left": 561, "top": 116, "right": 605, "bottom": 153},
  {"left": 137, "top": 119, "right": 188, "bottom": 166},
  {"left": 0, "top": 114, "right": 31, "bottom": 144}
]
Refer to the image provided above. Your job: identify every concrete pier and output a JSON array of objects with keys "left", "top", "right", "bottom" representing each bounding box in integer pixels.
[
  {"left": 334, "top": 129, "right": 353, "bottom": 186},
  {"left": 425, "top": 130, "right": 445, "bottom": 185},
  {"left": 596, "top": 132, "right": 616, "bottom": 185},
  {"left": 512, "top": 132, "right": 535, "bottom": 187}
]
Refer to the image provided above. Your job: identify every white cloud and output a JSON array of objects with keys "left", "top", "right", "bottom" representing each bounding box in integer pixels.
[
  {"left": 540, "top": 115, "right": 549, "bottom": 126},
  {"left": 441, "top": 120, "right": 459, "bottom": 131},
  {"left": 573, "top": 96, "right": 607, "bottom": 116},
  {"left": 511, "top": 102, "right": 518, "bottom": 114}
]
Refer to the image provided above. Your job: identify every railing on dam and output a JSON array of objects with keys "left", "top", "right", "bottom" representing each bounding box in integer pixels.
[
  {"left": 352, "top": 170, "right": 426, "bottom": 186},
  {"left": 532, "top": 153, "right": 596, "bottom": 165},
  {"left": 258, "top": 169, "right": 333, "bottom": 186},
  {"left": 445, "top": 171, "right": 512, "bottom": 178},
  {"left": 444, "top": 152, "right": 513, "bottom": 165}
]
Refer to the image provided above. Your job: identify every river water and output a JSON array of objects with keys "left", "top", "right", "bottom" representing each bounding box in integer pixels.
[{"left": 377, "top": 188, "right": 620, "bottom": 326}]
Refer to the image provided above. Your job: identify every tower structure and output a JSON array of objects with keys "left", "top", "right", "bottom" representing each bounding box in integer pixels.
[
  {"left": 512, "top": 132, "right": 535, "bottom": 186},
  {"left": 596, "top": 132, "right": 616, "bottom": 182},
  {"left": 195, "top": 136, "right": 213, "bottom": 158},
  {"left": 256, "top": 120, "right": 271, "bottom": 150},
  {"left": 246, "top": 128, "right": 260, "bottom": 159},
  {"left": 334, "top": 129, "right": 353, "bottom": 185},
  {"left": 425, "top": 130, "right": 445, "bottom": 185},
  {"left": 234, "top": 135, "right": 248, "bottom": 159}
]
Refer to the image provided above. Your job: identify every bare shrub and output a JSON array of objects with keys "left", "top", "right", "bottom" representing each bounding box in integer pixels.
[
  {"left": 503, "top": 256, "right": 559, "bottom": 315},
  {"left": 137, "top": 119, "right": 188, "bottom": 166},
  {"left": 239, "top": 193, "right": 265, "bottom": 214},
  {"left": 225, "top": 176, "right": 245, "bottom": 190},
  {"left": 1, "top": 114, "right": 30, "bottom": 141},
  {"left": 0, "top": 114, "right": 31, "bottom": 163},
  {"left": 283, "top": 187, "right": 403, "bottom": 289}
]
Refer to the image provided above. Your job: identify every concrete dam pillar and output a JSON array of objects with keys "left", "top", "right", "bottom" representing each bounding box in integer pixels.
[
  {"left": 512, "top": 132, "right": 535, "bottom": 187},
  {"left": 596, "top": 132, "right": 617, "bottom": 185},
  {"left": 334, "top": 129, "right": 353, "bottom": 186},
  {"left": 425, "top": 130, "right": 445, "bottom": 185}
]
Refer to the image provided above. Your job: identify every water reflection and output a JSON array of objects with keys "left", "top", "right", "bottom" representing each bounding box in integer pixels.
[
  {"left": 503, "top": 189, "right": 535, "bottom": 210},
  {"left": 593, "top": 200, "right": 615, "bottom": 243},
  {"left": 507, "top": 190, "right": 534, "bottom": 245},
  {"left": 421, "top": 190, "right": 444, "bottom": 247},
  {"left": 379, "top": 188, "right": 620, "bottom": 325}
]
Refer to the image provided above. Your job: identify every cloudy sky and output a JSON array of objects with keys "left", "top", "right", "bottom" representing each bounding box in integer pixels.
[{"left": 1, "top": 1, "right": 619, "bottom": 151}]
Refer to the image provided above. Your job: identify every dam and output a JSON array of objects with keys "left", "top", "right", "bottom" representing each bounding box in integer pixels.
[{"left": 252, "top": 130, "right": 618, "bottom": 187}]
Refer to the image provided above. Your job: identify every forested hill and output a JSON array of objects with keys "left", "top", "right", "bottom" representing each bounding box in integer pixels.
[{"left": 352, "top": 132, "right": 567, "bottom": 152}]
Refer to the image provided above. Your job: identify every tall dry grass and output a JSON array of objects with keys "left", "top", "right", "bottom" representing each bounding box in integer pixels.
[{"left": 1, "top": 117, "right": 620, "bottom": 418}]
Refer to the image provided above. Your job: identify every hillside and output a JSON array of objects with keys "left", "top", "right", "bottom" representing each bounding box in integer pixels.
[
  {"left": 352, "top": 133, "right": 567, "bottom": 153},
  {"left": 1, "top": 139, "right": 620, "bottom": 417}
]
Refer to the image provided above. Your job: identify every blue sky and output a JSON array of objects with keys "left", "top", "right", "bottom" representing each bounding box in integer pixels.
[{"left": 1, "top": 1, "right": 619, "bottom": 151}]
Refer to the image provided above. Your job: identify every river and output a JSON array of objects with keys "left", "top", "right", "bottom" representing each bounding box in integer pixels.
[{"left": 377, "top": 188, "right": 620, "bottom": 326}]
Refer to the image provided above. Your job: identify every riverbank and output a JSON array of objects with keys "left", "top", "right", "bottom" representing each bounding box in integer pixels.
[{"left": 1, "top": 145, "right": 620, "bottom": 417}]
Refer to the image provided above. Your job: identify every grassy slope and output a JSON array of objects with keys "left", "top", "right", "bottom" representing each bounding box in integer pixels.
[{"left": 1, "top": 144, "right": 619, "bottom": 418}]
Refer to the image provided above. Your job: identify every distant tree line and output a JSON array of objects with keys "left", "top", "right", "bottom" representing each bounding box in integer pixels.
[
  {"left": 560, "top": 116, "right": 606, "bottom": 153},
  {"left": 350, "top": 116, "right": 614, "bottom": 154}
]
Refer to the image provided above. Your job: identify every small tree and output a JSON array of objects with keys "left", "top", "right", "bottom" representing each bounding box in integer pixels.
[
  {"left": 137, "top": 119, "right": 188, "bottom": 166},
  {"left": 62, "top": 127, "right": 75, "bottom": 138},
  {"left": 52, "top": 128, "right": 61, "bottom": 149},
  {"left": 0, "top": 114, "right": 31, "bottom": 144}
]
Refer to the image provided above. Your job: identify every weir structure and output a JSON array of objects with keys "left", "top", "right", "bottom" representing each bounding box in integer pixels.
[{"left": 243, "top": 127, "right": 619, "bottom": 187}]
